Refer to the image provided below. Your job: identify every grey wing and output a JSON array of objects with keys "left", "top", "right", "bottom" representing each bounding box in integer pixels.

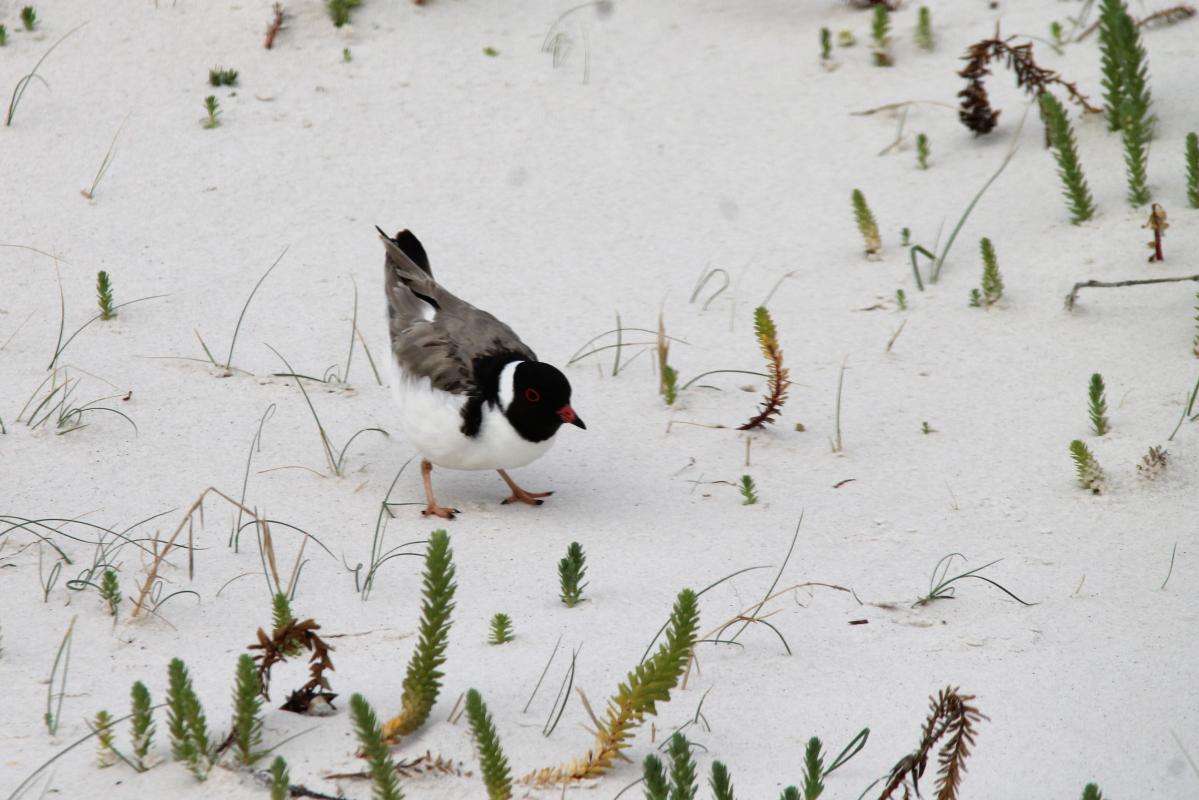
[{"left": 383, "top": 235, "right": 535, "bottom": 394}]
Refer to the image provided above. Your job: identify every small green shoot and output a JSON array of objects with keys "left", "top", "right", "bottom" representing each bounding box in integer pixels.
[
  {"left": 968, "top": 288, "right": 982, "bottom": 308},
  {"left": 208, "top": 67, "right": 239, "bottom": 87},
  {"left": 837, "top": 30, "right": 856, "bottom": 48},
  {"left": 21, "top": 6, "right": 37, "bottom": 31},
  {"left": 94, "top": 710, "right": 117, "bottom": 767},
  {"left": 6, "top": 24, "right": 85, "bottom": 127},
  {"left": 1089, "top": 373, "right": 1110, "bottom": 435},
  {"left": 327, "top": 0, "right": 361, "bottom": 27},
  {"left": 914, "top": 553, "right": 1033, "bottom": 607},
  {"left": 1192, "top": 288, "right": 1199, "bottom": 357},
  {"left": 895, "top": 288, "right": 907, "bottom": 310},
  {"left": 1071, "top": 440, "right": 1106, "bottom": 493},
  {"left": 915, "top": 6, "right": 933, "bottom": 50},
  {"left": 921, "top": 421, "right": 933, "bottom": 434},
  {"left": 851, "top": 189, "right": 881, "bottom": 258},
  {"left": 977, "top": 237, "right": 1004, "bottom": 307},
  {"left": 1186, "top": 132, "right": 1199, "bottom": 208},
  {"left": 0, "top": 25, "right": 7, "bottom": 46},
  {"left": 99, "top": 567, "right": 120, "bottom": 616},
  {"left": 667, "top": 733, "right": 698, "bottom": 800},
  {"left": 381, "top": 530, "right": 456, "bottom": 742},
  {"left": 710, "top": 761, "right": 735, "bottom": 800},
  {"left": 231, "top": 654, "right": 265, "bottom": 765},
  {"left": 464, "top": 689, "right": 513, "bottom": 800},
  {"left": 270, "top": 756, "right": 290, "bottom": 800},
  {"left": 166, "top": 657, "right": 213, "bottom": 780},
  {"left": 97, "top": 271, "right": 116, "bottom": 320},
  {"left": 915, "top": 133, "right": 930, "bottom": 169},
  {"left": 820, "top": 27, "right": 832, "bottom": 61},
  {"left": 343, "top": 47, "right": 352, "bottom": 62},
  {"left": 489, "top": 613, "right": 514, "bottom": 645},
  {"left": 350, "top": 694, "right": 405, "bottom": 800},
  {"left": 45, "top": 617, "right": 75, "bottom": 735},
  {"left": 1041, "top": 92, "right": 1097, "bottom": 223},
  {"left": 130, "top": 681, "right": 155, "bottom": 771},
  {"left": 739, "top": 475, "right": 758, "bottom": 505},
  {"left": 644, "top": 754, "right": 669, "bottom": 799},
  {"left": 558, "top": 541, "right": 587, "bottom": 607},
  {"left": 1050, "top": 20, "right": 1066, "bottom": 49},
  {"left": 202, "top": 95, "right": 221, "bottom": 128},
  {"left": 802, "top": 737, "right": 824, "bottom": 800},
  {"left": 871, "top": 4, "right": 892, "bottom": 66},
  {"left": 1082, "top": 784, "right": 1105, "bottom": 800},
  {"left": 483, "top": 46, "right": 499, "bottom": 57}
]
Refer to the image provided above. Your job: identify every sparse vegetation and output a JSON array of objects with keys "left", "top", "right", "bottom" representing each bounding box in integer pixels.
[
  {"left": 489, "top": 613, "right": 514, "bottom": 644},
  {"left": 558, "top": 542, "right": 587, "bottom": 607},
  {"left": 1137, "top": 445, "right": 1168, "bottom": 479},
  {"left": 230, "top": 654, "right": 265, "bottom": 765},
  {"left": 871, "top": 4, "right": 892, "bottom": 66},
  {"left": 130, "top": 681, "right": 155, "bottom": 771},
  {"left": 971, "top": 238, "right": 1004, "bottom": 308},
  {"left": 1040, "top": 92, "right": 1097, "bottom": 223},
  {"left": 1070, "top": 439, "right": 1106, "bottom": 493},
  {"left": 739, "top": 475, "right": 758, "bottom": 505},
  {"left": 820, "top": 27, "right": 832, "bottom": 61},
  {"left": 1187, "top": 132, "right": 1199, "bottom": 208},
  {"left": 878, "top": 687, "right": 985, "bottom": 800},
  {"left": 915, "top": 133, "right": 930, "bottom": 169},
  {"left": 327, "top": 0, "right": 361, "bottom": 27},
  {"left": 270, "top": 756, "right": 290, "bottom": 800},
  {"left": 96, "top": 271, "right": 117, "bottom": 321},
  {"left": 1088, "top": 373, "right": 1110, "bottom": 435},
  {"left": 350, "top": 693, "right": 405, "bottom": 800},
  {"left": 208, "top": 67, "right": 239, "bottom": 87},
  {"left": 202, "top": 95, "right": 221, "bottom": 129},
  {"left": 166, "top": 657, "right": 213, "bottom": 780},
  {"left": 465, "top": 689, "right": 513, "bottom": 800},
  {"left": 852, "top": 189, "right": 881, "bottom": 258},
  {"left": 99, "top": 568, "right": 120, "bottom": 616},
  {"left": 20, "top": 6, "right": 37, "bottom": 31},
  {"left": 382, "top": 530, "right": 456, "bottom": 742},
  {"left": 915, "top": 6, "right": 933, "bottom": 50},
  {"left": 739, "top": 306, "right": 789, "bottom": 430}
]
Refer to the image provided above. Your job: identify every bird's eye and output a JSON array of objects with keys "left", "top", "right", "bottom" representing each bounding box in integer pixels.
[{"left": 524, "top": 388, "right": 541, "bottom": 403}]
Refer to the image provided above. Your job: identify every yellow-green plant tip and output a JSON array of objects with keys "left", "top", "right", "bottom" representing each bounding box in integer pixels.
[
  {"left": 780, "top": 788, "right": 801, "bottom": 800},
  {"left": 383, "top": 529, "right": 456, "bottom": 741},
  {"left": 166, "top": 657, "right": 212, "bottom": 780},
  {"left": 489, "top": 613, "right": 514, "bottom": 644},
  {"left": 94, "top": 710, "right": 117, "bottom": 767},
  {"left": 96, "top": 271, "right": 117, "bottom": 321},
  {"left": 20, "top": 6, "right": 36, "bottom": 31},
  {"left": 1070, "top": 439, "right": 1105, "bottom": 493},
  {"left": 1082, "top": 784, "right": 1105, "bottom": 800},
  {"left": 915, "top": 133, "right": 930, "bottom": 170},
  {"left": 465, "top": 689, "right": 513, "bottom": 800},
  {"left": 739, "top": 475, "right": 758, "bottom": 505},
  {"left": 870, "top": 4, "right": 892, "bottom": 65},
  {"left": 523, "top": 588, "right": 699, "bottom": 784},
  {"left": 350, "top": 694, "right": 405, "bottom": 800},
  {"left": 99, "top": 567, "right": 120, "bottom": 616}
]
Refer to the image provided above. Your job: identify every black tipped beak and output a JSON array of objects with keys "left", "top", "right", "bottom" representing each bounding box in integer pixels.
[{"left": 559, "top": 406, "right": 585, "bottom": 429}]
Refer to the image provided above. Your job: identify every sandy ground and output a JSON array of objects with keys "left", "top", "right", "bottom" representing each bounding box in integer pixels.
[{"left": 2, "top": 0, "right": 1198, "bottom": 798}]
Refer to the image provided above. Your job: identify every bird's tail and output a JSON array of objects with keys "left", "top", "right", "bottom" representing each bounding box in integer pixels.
[{"left": 379, "top": 227, "right": 443, "bottom": 317}]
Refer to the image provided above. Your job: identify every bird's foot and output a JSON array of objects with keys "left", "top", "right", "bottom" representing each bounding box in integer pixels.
[
  {"left": 422, "top": 503, "right": 459, "bottom": 520},
  {"left": 501, "top": 488, "right": 553, "bottom": 507}
]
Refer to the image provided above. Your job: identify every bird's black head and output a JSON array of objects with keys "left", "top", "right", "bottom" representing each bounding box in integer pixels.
[{"left": 505, "top": 361, "right": 585, "bottom": 443}]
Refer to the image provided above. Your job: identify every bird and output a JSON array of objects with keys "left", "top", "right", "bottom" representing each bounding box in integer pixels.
[{"left": 380, "top": 227, "right": 585, "bottom": 519}]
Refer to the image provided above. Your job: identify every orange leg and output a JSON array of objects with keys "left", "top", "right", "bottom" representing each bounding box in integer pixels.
[
  {"left": 497, "top": 469, "right": 553, "bottom": 506},
  {"left": 421, "top": 459, "right": 458, "bottom": 519}
]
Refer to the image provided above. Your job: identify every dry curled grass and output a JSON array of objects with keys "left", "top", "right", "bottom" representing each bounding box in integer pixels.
[{"left": 879, "top": 686, "right": 986, "bottom": 800}]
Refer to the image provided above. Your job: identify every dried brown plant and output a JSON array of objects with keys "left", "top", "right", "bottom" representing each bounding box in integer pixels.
[
  {"left": 249, "top": 618, "right": 336, "bottom": 713},
  {"left": 958, "top": 30, "right": 1100, "bottom": 136},
  {"left": 879, "top": 686, "right": 986, "bottom": 800},
  {"left": 739, "top": 306, "right": 789, "bottom": 430}
]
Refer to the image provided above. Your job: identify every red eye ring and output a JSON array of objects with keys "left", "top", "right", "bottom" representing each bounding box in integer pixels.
[{"left": 524, "top": 388, "right": 541, "bottom": 402}]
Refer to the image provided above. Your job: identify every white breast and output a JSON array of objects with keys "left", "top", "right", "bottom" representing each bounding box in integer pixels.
[{"left": 387, "top": 357, "right": 556, "bottom": 471}]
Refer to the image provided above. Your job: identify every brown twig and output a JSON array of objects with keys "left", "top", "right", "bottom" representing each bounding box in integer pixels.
[
  {"left": 1065, "top": 273, "right": 1199, "bottom": 310},
  {"left": 879, "top": 686, "right": 986, "bottom": 800},
  {"left": 130, "top": 487, "right": 256, "bottom": 619},
  {"left": 264, "top": 3, "right": 285, "bottom": 50},
  {"left": 1143, "top": 203, "right": 1168, "bottom": 263},
  {"left": 958, "top": 29, "right": 1099, "bottom": 136},
  {"left": 325, "top": 751, "right": 468, "bottom": 779}
]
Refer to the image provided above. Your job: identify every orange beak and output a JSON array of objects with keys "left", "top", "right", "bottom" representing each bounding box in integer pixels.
[{"left": 558, "top": 405, "right": 585, "bottom": 429}]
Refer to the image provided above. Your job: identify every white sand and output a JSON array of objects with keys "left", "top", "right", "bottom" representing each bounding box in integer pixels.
[{"left": 2, "top": 1, "right": 1198, "bottom": 798}]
